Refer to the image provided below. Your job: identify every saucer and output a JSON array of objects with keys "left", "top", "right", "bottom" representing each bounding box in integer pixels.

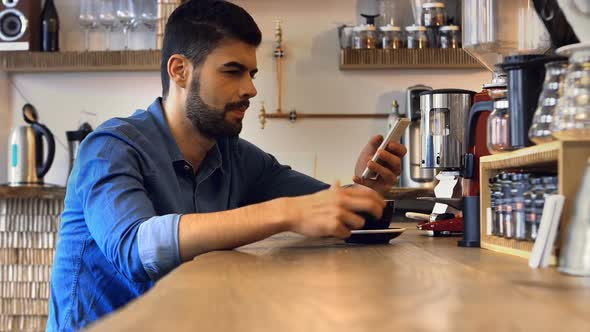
[{"left": 345, "top": 227, "right": 405, "bottom": 245}]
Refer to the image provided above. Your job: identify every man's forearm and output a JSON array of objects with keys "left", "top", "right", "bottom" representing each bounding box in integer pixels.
[{"left": 178, "top": 198, "right": 291, "bottom": 261}]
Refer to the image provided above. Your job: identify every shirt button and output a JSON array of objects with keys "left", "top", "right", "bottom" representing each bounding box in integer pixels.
[{"left": 184, "top": 165, "right": 190, "bottom": 171}]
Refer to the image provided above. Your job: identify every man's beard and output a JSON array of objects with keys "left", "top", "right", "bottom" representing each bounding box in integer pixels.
[{"left": 185, "top": 78, "right": 249, "bottom": 139}]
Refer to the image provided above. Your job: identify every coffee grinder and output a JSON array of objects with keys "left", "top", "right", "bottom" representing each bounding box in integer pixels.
[{"left": 415, "top": 89, "right": 475, "bottom": 236}]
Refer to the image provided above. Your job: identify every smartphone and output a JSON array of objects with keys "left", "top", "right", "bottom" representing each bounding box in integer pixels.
[{"left": 361, "top": 118, "right": 410, "bottom": 180}]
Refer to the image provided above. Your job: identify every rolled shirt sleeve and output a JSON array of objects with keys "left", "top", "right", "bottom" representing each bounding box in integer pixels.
[
  {"left": 75, "top": 133, "right": 181, "bottom": 282},
  {"left": 137, "top": 214, "right": 182, "bottom": 280}
]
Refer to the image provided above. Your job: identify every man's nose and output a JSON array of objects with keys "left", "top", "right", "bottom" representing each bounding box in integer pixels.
[{"left": 240, "top": 77, "right": 257, "bottom": 99}]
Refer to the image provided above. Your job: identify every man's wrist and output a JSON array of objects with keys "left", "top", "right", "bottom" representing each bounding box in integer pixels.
[{"left": 267, "top": 197, "right": 293, "bottom": 233}]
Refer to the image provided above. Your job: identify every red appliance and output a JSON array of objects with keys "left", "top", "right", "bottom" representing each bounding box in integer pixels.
[
  {"left": 417, "top": 218, "right": 463, "bottom": 235},
  {"left": 459, "top": 82, "right": 506, "bottom": 247}
]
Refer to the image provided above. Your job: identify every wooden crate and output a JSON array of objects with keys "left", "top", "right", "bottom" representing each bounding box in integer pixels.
[{"left": 479, "top": 140, "right": 590, "bottom": 262}]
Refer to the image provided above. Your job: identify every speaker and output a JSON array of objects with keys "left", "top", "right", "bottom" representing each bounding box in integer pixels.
[{"left": 0, "top": 0, "right": 40, "bottom": 51}]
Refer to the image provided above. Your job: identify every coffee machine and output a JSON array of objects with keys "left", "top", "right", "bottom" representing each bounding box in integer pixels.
[
  {"left": 400, "top": 85, "right": 436, "bottom": 189},
  {"left": 66, "top": 122, "right": 93, "bottom": 176}
]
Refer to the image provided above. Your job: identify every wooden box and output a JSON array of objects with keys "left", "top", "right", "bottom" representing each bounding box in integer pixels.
[{"left": 479, "top": 140, "right": 590, "bottom": 261}]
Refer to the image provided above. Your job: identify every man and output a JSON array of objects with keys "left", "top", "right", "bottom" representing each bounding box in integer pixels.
[{"left": 47, "top": 0, "right": 406, "bottom": 330}]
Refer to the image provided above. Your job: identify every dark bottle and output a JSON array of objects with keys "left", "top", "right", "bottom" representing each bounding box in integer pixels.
[{"left": 41, "top": 0, "right": 60, "bottom": 52}]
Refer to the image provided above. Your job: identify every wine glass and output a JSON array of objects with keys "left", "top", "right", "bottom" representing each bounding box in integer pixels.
[
  {"left": 79, "top": 0, "right": 97, "bottom": 51},
  {"left": 139, "top": 0, "right": 158, "bottom": 30},
  {"left": 99, "top": 0, "right": 117, "bottom": 50},
  {"left": 138, "top": 0, "right": 158, "bottom": 49},
  {"left": 116, "top": 0, "right": 136, "bottom": 50}
]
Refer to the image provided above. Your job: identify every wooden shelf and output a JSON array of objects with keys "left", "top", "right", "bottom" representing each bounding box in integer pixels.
[
  {"left": 0, "top": 185, "right": 66, "bottom": 199},
  {"left": 0, "top": 50, "right": 161, "bottom": 73},
  {"left": 479, "top": 140, "right": 590, "bottom": 262},
  {"left": 0, "top": 49, "right": 484, "bottom": 72},
  {"left": 339, "top": 48, "right": 484, "bottom": 70}
]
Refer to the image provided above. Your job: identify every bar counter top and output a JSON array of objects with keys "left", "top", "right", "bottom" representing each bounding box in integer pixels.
[{"left": 87, "top": 222, "right": 590, "bottom": 331}]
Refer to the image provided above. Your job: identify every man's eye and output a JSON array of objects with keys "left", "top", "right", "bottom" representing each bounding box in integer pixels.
[{"left": 225, "top": 71, "right": 240, "bottom": 76}]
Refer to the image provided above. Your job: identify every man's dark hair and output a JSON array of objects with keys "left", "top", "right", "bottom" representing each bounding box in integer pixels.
[{"left": 161, "top": 0, "right": 262, "bottom": 99}]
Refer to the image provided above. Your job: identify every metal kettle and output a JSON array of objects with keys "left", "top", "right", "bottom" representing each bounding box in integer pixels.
[{"left": 8, "top": 104, "right": 56, "bottom": 186}]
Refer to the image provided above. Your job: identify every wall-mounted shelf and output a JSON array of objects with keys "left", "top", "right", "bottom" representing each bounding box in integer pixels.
[
  {"left": 0, "top": 49, "right": 484, "bottom": 72},
  {"left": 339, "top": 48, "right": 484, "bottom": 70},
  {"left": 0, "top": 185, "right": 66, "bottom": 199},
  {"left": 0, "top": 50, "right": 161, "bottom": 73}
]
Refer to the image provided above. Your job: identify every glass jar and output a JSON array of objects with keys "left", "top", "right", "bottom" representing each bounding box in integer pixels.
[
  {"left": 490, "top": 176, "right": 503, "bottom": 236},
  {"left": 552, "top": 45, "right": 590, "bottom": 139},
  {"left": 378, "top": 0, "right": 397, "bottom": 27},
  {"left": 406, "top": 25, "right": 428, "bottom": 49},
  {"left": 422, "top": 2, "right": 446, "bottom": 27},
  {"left": 511, "top": 173, "right": 530, "bottom": 241},
  {"left": 501, "top": 175, "right": 514, "bottom": 239},
  {"left": 440, "top": 25, "right": 461, "bottom": 49},
  {"left": 531, "top": 179, "right": 547, "bottom": 241},
  {"left": 380, "top": 25, "right": 403, "bottom": 49},
  {"left": 523, "top": 179, "right": 536, "bottom": 241},
  {"left": 487, "top": 99, "right": 513, "bottom": 154},
  {"left": 338, "top": 25, "right": 354, "bottom": 49},
  {"left": 353, "top": 25, "right": 378, "bottom": 49},
  {"left": 525, "top": 176, "right": 547, "bottom": 241},
  {"left": 422, "top": 2, "right": 445, "bottom": 48},
  {"left": 528, "top": 60, "right": 568, "bottom": 143}
]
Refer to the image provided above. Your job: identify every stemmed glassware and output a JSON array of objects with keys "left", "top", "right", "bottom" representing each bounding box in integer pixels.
[
  {"left": 93, "top": 0, "right": 158, "bottom": 50},
  {"left": 79, "top": 0, "right": 97, "bottom": 51},
  {"left": 116, "top": 0, "right": 137, "bottom": 50},
  {"left": 138, "top": 0, "right": 158, "bottom": 49},
  {"left": 99, "top": 0, "right": 117, "bottom": 50}
]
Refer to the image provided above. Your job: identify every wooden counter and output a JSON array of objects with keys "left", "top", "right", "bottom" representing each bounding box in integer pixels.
[
  {"left": 0, "top": 185, "right": 66, "bottom": 199},
  {"left": 87, "top": 223, "right": 590, "bottom": 332}
]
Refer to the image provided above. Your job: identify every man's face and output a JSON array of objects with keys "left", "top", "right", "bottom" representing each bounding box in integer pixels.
[{"left": 185, "top": 39, "right": 258, "bottom": 139}]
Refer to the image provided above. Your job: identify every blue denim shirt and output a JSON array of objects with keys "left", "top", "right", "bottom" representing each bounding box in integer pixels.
[{"left": 47, "top": 98, "right": 329, "bottom": 331}]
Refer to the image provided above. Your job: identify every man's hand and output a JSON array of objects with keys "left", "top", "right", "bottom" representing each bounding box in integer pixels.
[
  {"left": 284, "top": 182, "right": 385, "bottom": 239},
  {"left": 352, "top": 135, "right": 407, "bottom": 195}
]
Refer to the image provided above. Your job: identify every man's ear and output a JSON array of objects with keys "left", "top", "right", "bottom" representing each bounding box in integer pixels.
[{"left": 167, "top": 54, "right": 191, "bottom": 89}]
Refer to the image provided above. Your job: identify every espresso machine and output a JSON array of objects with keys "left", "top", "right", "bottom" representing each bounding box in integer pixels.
[{"left": 400, "top": 85, "right": 436, "bottom": 189}]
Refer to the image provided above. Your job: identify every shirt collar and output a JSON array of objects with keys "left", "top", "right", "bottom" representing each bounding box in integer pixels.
[
  {"left": 147, "top": 98, "right": 185, "bottom": 163},
  {"left": 146, "top": 97, "right": 224, "bottom": 174}
]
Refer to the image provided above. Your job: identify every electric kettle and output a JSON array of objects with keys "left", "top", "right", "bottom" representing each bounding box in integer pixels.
[{"left": 8, "top": 104, "right": 55, "bottom": 186}]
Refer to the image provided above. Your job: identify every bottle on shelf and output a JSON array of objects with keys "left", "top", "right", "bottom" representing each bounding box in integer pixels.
[
  {"left": 41, "top": 0, "right": 60, "bottom": 52},
  {"left": 387, "top": 99, "right": 400, "bottom": 132}
]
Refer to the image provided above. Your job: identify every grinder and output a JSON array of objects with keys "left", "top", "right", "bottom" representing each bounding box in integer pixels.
[{"left": 414, "top": 89, "right": 475, "bottom": 237}]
